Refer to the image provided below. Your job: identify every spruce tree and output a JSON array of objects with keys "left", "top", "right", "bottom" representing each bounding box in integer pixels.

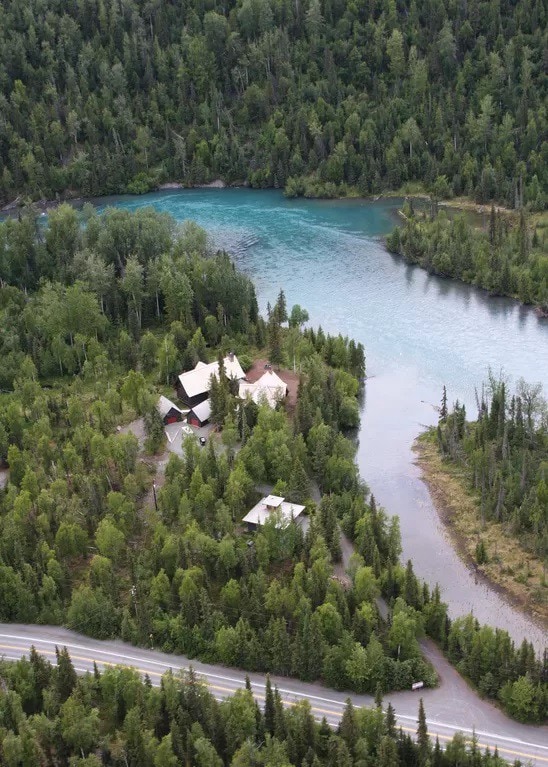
[
  {"left": 316, "top": 717, "right": 332, "bottom": 759},
  {"left": 439, "top": 385, "right": 448, "bottom": 423},
  {"left": 268, "top": 313, "right": 284, "bottom": 366},
  {"left": 274, "top": 289, "right": 288, "bottom": 324},
  {"left": 417, "top": 698, "right": 430, "bottom": 765},
  {"left": 55, "top": 646, "right": 77, "bottom": 703},
  {"left": 29, "top": 645, "right": 52, "bottom": 701},
  {"left": 264, "top": 675, "right": 275, "bottom": 735},
  {"left": 489, "top": 204, "right": 496, "bottom": 245},
  {"left": 378, "top": 735, "right": 400, "bottom": 767},
  {"left": 432, "top": 737, "right": 443, "bottom": 767},
  {"left": 288, "top": 458, "right": 310, "bottom": 503},
  {"left": 273, "top": 686, "right": 287, "bottom": 740},
  {"left": 338, "top": 699, "right": 359, "bottom": 754},
  {"left": 404, "top": 560, "right": 421, "bottom": 609},
  {"left": 385, "top": 702, "right": 397, "bottom": 738},
  {"left": 375, "top": 682, "right": 384, "bottom": 709}
]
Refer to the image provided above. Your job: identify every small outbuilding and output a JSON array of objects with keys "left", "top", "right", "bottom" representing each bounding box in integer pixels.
[
  {"left": 242, "top": 494, "right": 305, "bottom": 532},
  {"left": 158, "top": 395, "right": 187, "bottom": 425},
  {"left": 187, "top": 398, "right": 212, "bottom": 428}
]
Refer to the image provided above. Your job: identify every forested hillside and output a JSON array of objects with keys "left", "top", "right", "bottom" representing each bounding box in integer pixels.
[{"left": 0, "top": 0, "right": 546, "bottom": 207}]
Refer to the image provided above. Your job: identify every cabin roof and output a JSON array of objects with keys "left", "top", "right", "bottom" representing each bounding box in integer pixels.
[
  {"left": 242, "top": 495, "right": 305, "bottom": 528},
  {"left": 158, "top": 395, "right": 187, "bottom": 417},
  {"left": 178, "top": 355, "right": 245, "bottom": 398},
  {"left": 264, "top": 494, "right": 284, "bottom": 507},
  {"left": 238, "top": 369, "right": 287, "bottom": 408},
  {"left": 190, "top": 398, "right": 212, "bottom": 423}
]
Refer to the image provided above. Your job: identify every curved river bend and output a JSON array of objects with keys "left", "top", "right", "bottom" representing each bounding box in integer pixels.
[{"left": 98, "top": 189, "right": 548, "bottom": 651}]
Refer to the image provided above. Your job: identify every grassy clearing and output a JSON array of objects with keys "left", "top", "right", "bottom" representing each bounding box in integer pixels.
[{"left": 414, "top": 431, "right": 548, "bottom": 625}]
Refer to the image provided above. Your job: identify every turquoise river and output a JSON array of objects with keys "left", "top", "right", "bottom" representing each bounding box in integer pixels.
[{"left": 98, "top": 188, "right": 548, "bottom": 650}]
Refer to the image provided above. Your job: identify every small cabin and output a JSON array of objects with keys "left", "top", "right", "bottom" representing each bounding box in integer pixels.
[
  {"left": 188, "top": 399, "right": 212, "bottom": 428},
  {"left": 242, "top": 494, "right": 305, "bottom": 532},
  {"left": 158, "top": 395, "right": 187, "bottom": 425}
]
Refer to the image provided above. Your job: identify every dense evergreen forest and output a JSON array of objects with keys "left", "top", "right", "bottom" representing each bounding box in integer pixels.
[
  {"left": 436, "top": 378, "right": 547, "bottom": 572},
  {"left": 386, "top": 206, "right": 548, "bottom": 311},
  {"left": 0, "top": 650, "right": 521, "bottom": 767},
  {"left": 0, "top": 208, "right": 546, "bottom": 722},
  {"left": 0, "top": 0, "right": 546, "bottom": 207}
]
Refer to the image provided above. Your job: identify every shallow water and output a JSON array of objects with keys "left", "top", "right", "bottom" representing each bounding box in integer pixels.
[{"left": 99, "top": 189, "right": 548, "bottom": 649}]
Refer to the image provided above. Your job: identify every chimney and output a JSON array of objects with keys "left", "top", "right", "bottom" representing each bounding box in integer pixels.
[{"left": 228, "top": 351, "right": 235, "bottom": 361}]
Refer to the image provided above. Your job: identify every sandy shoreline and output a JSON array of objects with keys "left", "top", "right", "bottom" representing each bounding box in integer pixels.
[{"left": 413, "top": 434, "right": 548, "bottom": 633}]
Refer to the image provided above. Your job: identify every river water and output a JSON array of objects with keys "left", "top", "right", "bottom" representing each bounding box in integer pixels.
[{"left": 99, "top": 188, "right": 548, "bottom": 650}]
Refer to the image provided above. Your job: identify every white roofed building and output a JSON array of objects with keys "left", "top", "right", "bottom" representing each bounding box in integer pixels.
[
  {"left": 187, "top": 398, "right": 212, "bottom": 427},
  {"left": 239, "top": 369, "right": 288, "bottom": 409},
  {"left": 242, "top": 495, "right": 305, "bottom": 531},
  {"left": 176, "top": 353, "right": 245, "bottom": 408}
]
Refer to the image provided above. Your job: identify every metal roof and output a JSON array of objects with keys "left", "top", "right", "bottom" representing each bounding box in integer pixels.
[
  {"left": 190, "top": 398, "right": 212, "bottom": 423},
  {"left": 264, "top": 494, "right": 284, "bottom": 507},
  {"left": 242, "top": 496, "right": 306, "bottom": 528},
  {"left": 178, "top": 355, "right": 245, "bottom": 398},
  {"left": 158, "top": 395, "right": 186, "bottom": 417},
  {"left": 238, "top": 370, "right": 287, "bottom": 409}
]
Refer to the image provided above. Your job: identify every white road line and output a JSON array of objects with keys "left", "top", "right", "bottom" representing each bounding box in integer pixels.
[{"left": 395, "top": 713, "right": 548, "bottom": 750}]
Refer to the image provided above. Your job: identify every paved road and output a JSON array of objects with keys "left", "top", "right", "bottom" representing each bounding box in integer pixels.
[{"left": 0, "top": 624, "right": 546, "bottom": 765}]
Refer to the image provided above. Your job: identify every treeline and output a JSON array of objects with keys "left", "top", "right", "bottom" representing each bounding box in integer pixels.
[
  {"left": 0, "top": 650, "right": 516, "bottom": 767},
  {"left": 386, "top": 206, "right": 548, "bottom": 312},
  {"left": 447, "top": 615, "right": 547, "bottom": 724},
  {"left": 0, "top": 204, "right": 260, "bottom": 389},
  {"left": 0, "top": 0, "right": 546, "bottom": 208},
  {"left": 437, "top": 378, "right": 548, "bottom": 567}
]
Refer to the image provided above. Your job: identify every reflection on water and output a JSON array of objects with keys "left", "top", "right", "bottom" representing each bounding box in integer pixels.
[{"left": 101, "top": 188, "right": 547, "bottom": 648}]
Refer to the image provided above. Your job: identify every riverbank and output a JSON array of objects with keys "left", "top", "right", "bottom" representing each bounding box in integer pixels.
[
  {"left": 387, "top": 207, "right": 548, "bottom": 317},
  {"left": 0, "top": 178, "right": 237, "bottom": 215},
  {"left": 413, "top": 431, "right": 548, "bottom": 627},
  {"left": 1, "top": 180, "right": 533, "bottom": 225}
]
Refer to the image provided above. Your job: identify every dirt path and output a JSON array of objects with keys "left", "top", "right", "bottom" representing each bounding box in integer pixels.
[
  {"left": 119, "top": 417, "right": 169, "bottom": 512},
  {"left": 119, "top": 417, "right": 146, "bottom": 448},
  {"left": 332, "top": 532, "right": 354, "bottom": 587}
]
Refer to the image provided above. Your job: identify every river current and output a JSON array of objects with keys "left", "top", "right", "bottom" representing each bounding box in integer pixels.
[{"left": 98, "top": 188, "right": 548, "bottom": 649}]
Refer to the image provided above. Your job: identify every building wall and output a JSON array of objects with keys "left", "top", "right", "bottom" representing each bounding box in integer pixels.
[
  {"left": 188, "top": 414, "right": 208, "bottom": 427},
  {"left": 176, "top": 383, "right": 209, "bottom": 409},
  {"left": 163, "top": 410, "right": 182, "bottom": 425}
]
